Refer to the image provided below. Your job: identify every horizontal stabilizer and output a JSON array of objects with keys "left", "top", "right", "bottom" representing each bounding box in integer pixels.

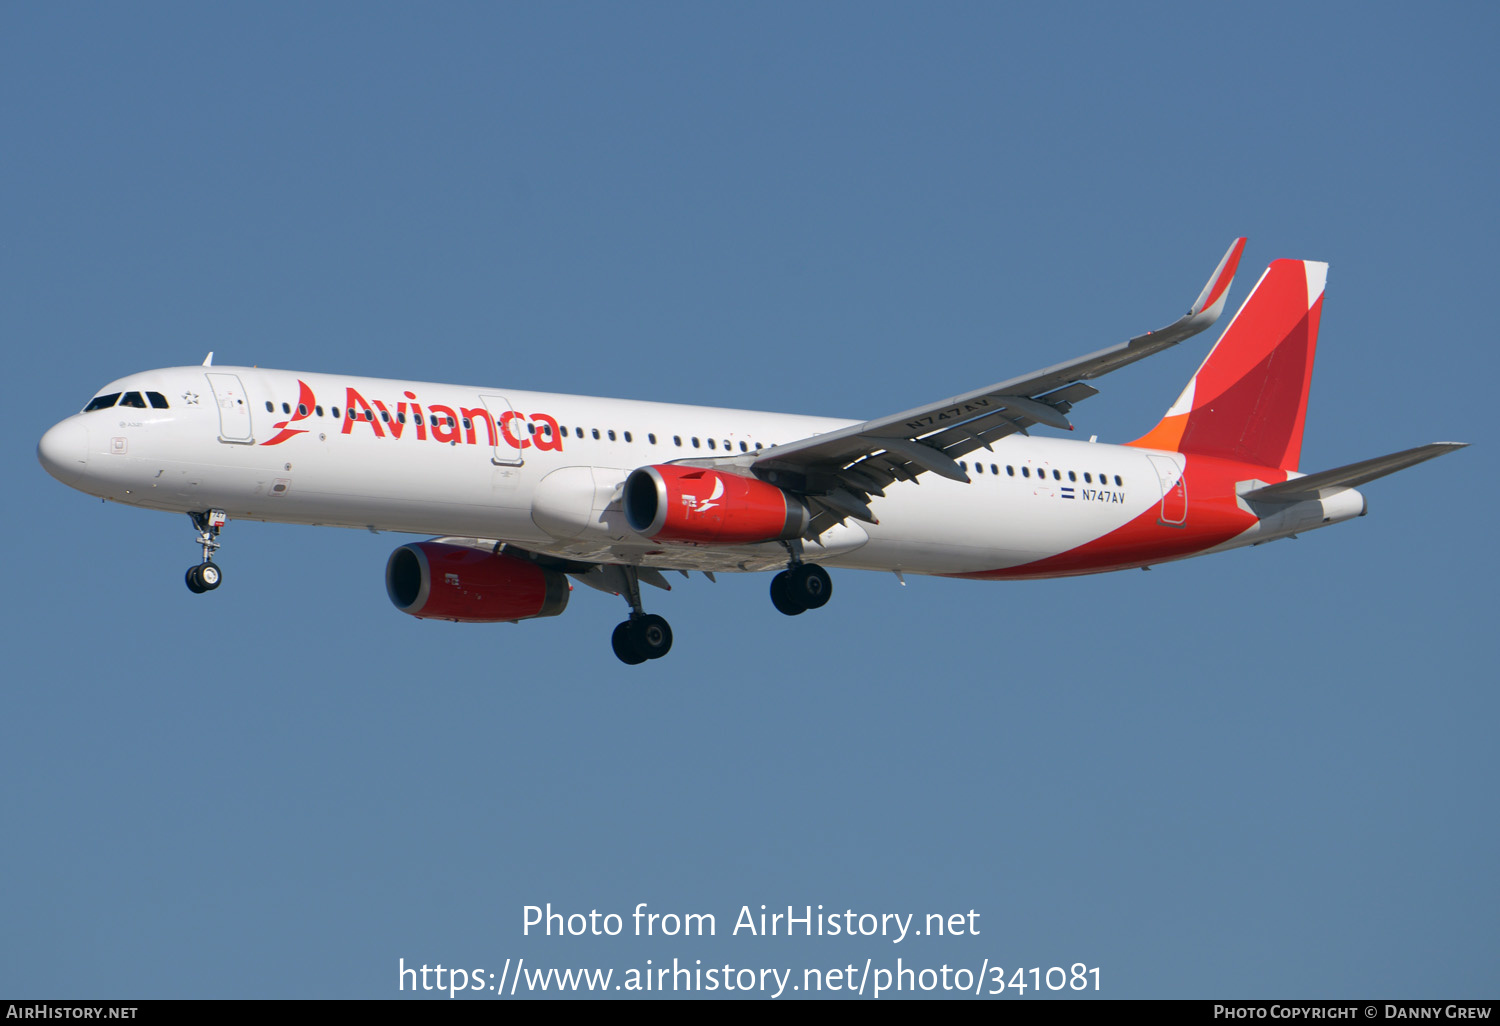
[{"left": 1241, "top": 442, "right": 1468, "bottom": 502}]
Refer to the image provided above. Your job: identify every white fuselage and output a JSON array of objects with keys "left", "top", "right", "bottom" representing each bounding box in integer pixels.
[{"left": 39, "top": 365, "right": 1354, "bottom": 579}]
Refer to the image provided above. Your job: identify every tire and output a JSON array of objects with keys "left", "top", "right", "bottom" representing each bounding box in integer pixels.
[
  {"left": 770, "top": 571, "right": 805, "bottom": 616},
  {"left": 612, "top": 621, "right": 648, "bottom": 665},
  {"left": 185, "top": 565, "right": 206, "bottom": 594},
  {"left": 790, "top": 563, "right": 832, "bottom": 609},
  {"left": 634, "top": 614, "right": 673, "bottom": 660},
  {"left": 198, "top": 561, "right": 222, "bottom": 590}
]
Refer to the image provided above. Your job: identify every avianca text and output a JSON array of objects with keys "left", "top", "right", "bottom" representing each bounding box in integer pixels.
[{"left": 262, "top": 381, "right": 565, "bottom": 451}]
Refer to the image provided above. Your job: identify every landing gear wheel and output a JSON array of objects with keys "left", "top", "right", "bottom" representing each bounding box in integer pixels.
[
  {"left": 634, "top": 614, "right": 673, "bottom": 660},
  {"left": 608, "top": 567, "right": 674, "bottom": 665},
  {"left": 770, "top": 571, "right": 805, "bottom": 616},
  {"left": 612, "top": 621, "right": 648, "bottom": 665},
  {"left": 186, "top": 510, "right": 227, "bottom": 594},
  {"left": 790, "top": 563, "right": 832, "bottom": 609},
  {"left": 612, "top": 615, "right": 674, "bottom": 664}
]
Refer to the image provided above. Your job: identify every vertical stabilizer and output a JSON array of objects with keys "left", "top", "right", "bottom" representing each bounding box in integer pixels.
[{"left": 1130, "top": 258, "right": 1326, "bottom": 472}]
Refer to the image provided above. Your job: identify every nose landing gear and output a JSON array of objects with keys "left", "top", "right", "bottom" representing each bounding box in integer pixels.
[{"left": 185, "top": 509, "right": 227, "bottom": 594}]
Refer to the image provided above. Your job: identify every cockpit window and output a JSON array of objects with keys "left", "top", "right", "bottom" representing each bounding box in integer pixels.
[
  {"left": 147, "top": 391, "right": 169, "bottom": 409},
  {"left": 118, "top": 391, "right": 147, "bottom": 408},
  {"left": 83, "top": 393, "right": 120, "bottom": 412}
]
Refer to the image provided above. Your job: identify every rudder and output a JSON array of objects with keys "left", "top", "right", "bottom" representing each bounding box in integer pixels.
[{"left": 1130, "top": 258, "right": 1326, "bottom": 472}]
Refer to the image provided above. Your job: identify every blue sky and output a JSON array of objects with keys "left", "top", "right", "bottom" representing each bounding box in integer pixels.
[{"left": 3, "top": 3, "right": 1495, "bottom": 999}]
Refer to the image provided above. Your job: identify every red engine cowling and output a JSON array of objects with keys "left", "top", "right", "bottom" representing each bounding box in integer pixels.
[
  {"left": 385, "top": 541, "right": 570, "bottom": 622},
  {"left": 624, "top": 465, "right": 809, "bottom": 544}
]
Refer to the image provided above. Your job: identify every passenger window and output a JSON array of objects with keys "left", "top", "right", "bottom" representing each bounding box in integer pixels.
[
  {"left": 624, "top": 431, "right": 633, "bottom": 442},
  {"left": 332, "top": 407, "right": 340, "bottom": 418},
  {"left": 959, "top": 461, "right": 967, "bottom": 471},
  {"left": 298, "top": 404, "right": 308, "bottom": 416},
  {"left": 1084, "top": 473, "right": 1092, "bottom": 483},
  {"left": 592, "top": 428, "right": 600, "bottom": 440},
  {"left": 397, "top": 412, "right": 406, "bottom": 423},
  {"left": 755, "top": 442, "right": 763, "bottom": 449},
  {"left": 315, "top": 405, "right": 324, "bottom": 417},
  {"left": 380, "top": 411, "right": 390, "bottom": 422},
  {"left": 282, "top": 402, "right": 291, "bottom": 414},
  {"left": 673, "top": 435, "right": 682, "bottom": 447},
  {"left": 1007, "top": 465, "right": 1015, "bottom": 476},
  {"left": 1022, "top": 467, "right": 1030, "bottom": 478},
  {"left": 607, "top": 429, "right": 616, "bottom": 441},
  {"left": 648, "top": 433, "right": 657, "bottom": 444},
  {"left": 84, "top": 393, "right": 121, "bottom": 412},
  {"left": 1053, "top": 469, "right": 1061, "bottom": 480},
  {"left": 1068, "top": 471, "right": 1076, "bottom": 482},
  {"left": 740, "top": 441, "right": 748, "bottom": 452},
  {"left": 1114, "top": 475, "right": 1123, "bottom": 486},
  {"left": 265, "top": 401, "right": 274, "bottom": 412},
  {"left": 462, "top": 417, "right": 471, "bottom": 430},
  {"left": 119, "top": 392, "right": 147, "bottom": 409},
  {"left": 708, "top": 438, "right": 717, "bottom": 450},
  {"left": 692, "top": 437, "right": 700, "bottom": 448}
]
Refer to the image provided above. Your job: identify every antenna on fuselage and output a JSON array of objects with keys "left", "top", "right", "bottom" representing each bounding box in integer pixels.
[{"left": 202, "top": 352, "right": 214, "bottom": 367}]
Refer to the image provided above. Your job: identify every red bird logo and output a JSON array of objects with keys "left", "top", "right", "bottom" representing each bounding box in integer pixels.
[{"left": 260, "top": 380, "right": 317, "bottom": 446}]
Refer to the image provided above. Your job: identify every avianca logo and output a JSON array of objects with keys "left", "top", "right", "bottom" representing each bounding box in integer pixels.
[
  {"left": 261, "top": 380, "right": 317, "bottom": 446},
  {"left": 260, "top": 382, "right": 565, "bottom": 452},
  {"left": 676, "top": 472, "right": 725, "bottom": 514},
  {"left": 697, "top": 473, "right": 724, "bottom": 514}
]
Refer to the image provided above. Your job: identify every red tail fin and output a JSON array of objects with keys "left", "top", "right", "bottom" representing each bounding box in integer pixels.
[{"left": 1130, "top": 258, "right": 1326, "bottom": 472}]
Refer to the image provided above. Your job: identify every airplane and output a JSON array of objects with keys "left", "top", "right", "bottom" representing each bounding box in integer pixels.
[{"left": 37, "top": 239, "right": 1466, "bottom": 664}]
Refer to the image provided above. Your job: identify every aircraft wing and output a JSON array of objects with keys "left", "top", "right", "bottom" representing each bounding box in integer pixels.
[
  {"left": 683, "top": 237, "right": 1246, "bottom": 536},
  {"left": 433, "top": 536, "right": 692, "bottom": 591}
]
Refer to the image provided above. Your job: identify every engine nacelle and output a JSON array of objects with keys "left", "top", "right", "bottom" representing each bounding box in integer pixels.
[
  {"left": 385, "top": 541, "right": 570, "bottom": 623},
  {"left": 624, "top": 465, "right": 809, "bottom": 544}
]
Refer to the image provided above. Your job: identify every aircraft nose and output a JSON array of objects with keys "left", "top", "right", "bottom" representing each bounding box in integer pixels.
[{"left": 38, "top": 417, "right": 89, "bottom": 485}]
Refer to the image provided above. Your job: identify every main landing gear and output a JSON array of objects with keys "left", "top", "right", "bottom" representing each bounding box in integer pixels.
[
  {"left": 185, "top": 509, "right": 227, "bottom": 594},
  {"left": 770, "top": 544, "right": 833, "bottom": 616},
  {"left": 611, "top": 566, "right": 674, "bottom": 665}
]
